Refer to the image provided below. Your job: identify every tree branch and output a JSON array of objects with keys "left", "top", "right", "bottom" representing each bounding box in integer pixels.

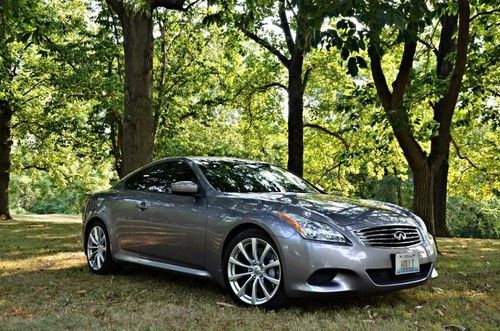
[
  {"left": 470, "top": 8, "right": 500, "bottom": 21},
  {"left": 105, "top": 0, "right": 126, "bottom": 19},
  {"left": 23, "top": 165, "right": 48, "bottom": 171},
  {"left": 417, "top": 36, "right": 438, "bottom": 55},
  {"left": 391, "top": 41, "right": 417, "bottom": 106},
  {"left": 319, "top": 160, "right": 344, "bottom": 184},
  {"left": 20, "top": 78, "right": 49, "bottom": 97},
  {"left": 41, "top": 35, "right": 78, "bottom": 71},
  {"left": 450, "top": 136, "right": 485, "bottom": 172},
  {"left": 239, "top": 27, "right": 290, "bottom": 67},
  {"left": 278, "top": 0, "right": 295, "bottom": 54},
  {"left": 150, "top": 0, "right": 185, "bottom": 10},
  {"left": 368, "top": 47, "right": 392, "bottom": 110},
  {"left": 303, "top": 123, "right": 350, "bottom": 150},
  {"left": 181, "top": 0, "right": 202, "bottom": 11},
  {"left": 302, "top": 66, "right": 313, "bottom": 87},
  {"left": 369, "top": 43, "right": 427, "bottom": 172},
  {"left": 440, "top": 0, "right": 470, "bottom": 124},
  {"left": 256, "top": 82, "right": 288, "bottom": 92}
]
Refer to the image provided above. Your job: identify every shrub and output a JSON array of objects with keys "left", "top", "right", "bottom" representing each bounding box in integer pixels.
[{"left": 447, "top": 197, "right": 500, "bottom": 239}]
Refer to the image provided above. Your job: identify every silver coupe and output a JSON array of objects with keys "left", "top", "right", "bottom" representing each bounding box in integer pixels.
[{"left": 82, "top": 157, "right": 438, "bottom": 307}]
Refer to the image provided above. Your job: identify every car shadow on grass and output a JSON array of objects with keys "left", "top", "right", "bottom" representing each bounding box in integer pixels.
[
  {"left": 1, "top": 261, "right": 411, "bottom": 318},
  {"left": 111, "top": 264, "right": 412, "bottom": 312}
]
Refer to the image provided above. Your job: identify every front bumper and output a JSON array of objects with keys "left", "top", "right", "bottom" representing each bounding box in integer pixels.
[{"left": 276, "top": 233, "right": 438, "bottom": 298}]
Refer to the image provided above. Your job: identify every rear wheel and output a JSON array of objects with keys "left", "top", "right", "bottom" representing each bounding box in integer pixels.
[
  {"left": 86, "top": 221, "right": 114, "bottom": 274},
  {"left": 224, "top": 229, "right": 287, "bottom": 308}
]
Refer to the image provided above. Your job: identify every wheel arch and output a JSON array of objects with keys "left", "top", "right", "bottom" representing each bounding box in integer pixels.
[
  {"left": 220, "top": 220, "right": 289, "bottom": 278},
  {"left": 221, "top": 223, "right": 270, "bottom": 264}
]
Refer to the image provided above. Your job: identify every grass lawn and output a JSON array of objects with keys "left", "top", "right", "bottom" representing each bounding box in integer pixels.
[{"left": 0, "top": 215, "right": 498, "bottom": 330}]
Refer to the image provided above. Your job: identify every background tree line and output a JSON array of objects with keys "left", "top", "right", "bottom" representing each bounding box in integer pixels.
[{"left": 0, "top": 0, "right": 498, "bottom": 238}]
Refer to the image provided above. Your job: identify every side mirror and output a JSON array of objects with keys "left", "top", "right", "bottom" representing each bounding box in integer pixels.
[{"left": 171, "top": 181, "right": 199, "bottom": 195}]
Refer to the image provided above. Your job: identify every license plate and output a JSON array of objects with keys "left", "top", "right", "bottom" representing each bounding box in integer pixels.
[{"left": 395, "top": 252, "right": 420, "bottom": 275}]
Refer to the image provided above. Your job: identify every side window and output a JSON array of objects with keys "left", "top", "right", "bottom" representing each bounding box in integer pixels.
[{"left": 124, "top": 161, "right": 198, "bottom": 194}]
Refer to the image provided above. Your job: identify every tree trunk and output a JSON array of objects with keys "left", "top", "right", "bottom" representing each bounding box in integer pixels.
[
  {"left": 120, "top": 11, "right": 155, "bottom": 176},
  {"left": 412, "top": 166, "right": 435, "bottom": 234},
  {"left": 287, "top": 56, "right": 305, "bottom": 177},
  {"left": 433, "top": 156, "right": 451, "bottom": 236},
  {"left": 0, "top": 100, "right": 13, "bottom": 220},
  {"left": 109, "top": 112, "right": 123, "bottom": 178},
  {"left": 393, "top": 167, "right": 403, "bottom": 206}
]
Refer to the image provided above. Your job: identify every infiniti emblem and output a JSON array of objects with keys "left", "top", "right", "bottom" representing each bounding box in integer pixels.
[{"left": 394, "top": 231, "right": 407, "bottom": 241}]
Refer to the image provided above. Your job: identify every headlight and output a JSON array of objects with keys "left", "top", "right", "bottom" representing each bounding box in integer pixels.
[{"left": 276, "top": 212, "right": 349, "bottom": 244}]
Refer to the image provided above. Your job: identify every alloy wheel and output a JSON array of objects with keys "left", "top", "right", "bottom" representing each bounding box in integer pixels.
[
  {"left": 227, "top": 237, "right": 281, "bottom": 305},
  {"left": 87, "top": 225, "right": 107, "bottom": 271}
]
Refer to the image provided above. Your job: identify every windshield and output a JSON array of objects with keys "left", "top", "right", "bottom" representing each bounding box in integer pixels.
[{"left": 194, "top": 160, "right": 319, "bottom": 193}]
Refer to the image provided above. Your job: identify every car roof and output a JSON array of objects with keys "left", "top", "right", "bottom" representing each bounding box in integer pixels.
[{"left": 158, "top": 156, "right": 271, "bottom": 165}]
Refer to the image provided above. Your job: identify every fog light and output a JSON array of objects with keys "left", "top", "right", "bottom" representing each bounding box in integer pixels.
[{"left": 308, "top": 269, "right": 338, "bottom": 286}]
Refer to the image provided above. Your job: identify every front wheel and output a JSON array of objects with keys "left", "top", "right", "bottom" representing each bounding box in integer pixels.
[
  {"left": 85, "top": 221, "right": 114, "bottom": 274},
  {"left": 224, "top": 229, "right": 287, "bottom": 308}
]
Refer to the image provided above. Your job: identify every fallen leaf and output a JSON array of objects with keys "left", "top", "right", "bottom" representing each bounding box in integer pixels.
[
  {"left": 10, "top": 308, "right": 25, "bottom": 317},
  {"left": 9, "top": 307, "right": 33, "bottom": 320},
  {"left": 432, "top": 287, "right": 444, "bottom": 293},
  {"left": 216, "top": 301, "right": 235, "bottom": 308},
  {"left": 436, "top": 309, "right": 445, "bottom": 316},
  {"left": 415, "top": 305, "right": 423, "bottom": 310}
]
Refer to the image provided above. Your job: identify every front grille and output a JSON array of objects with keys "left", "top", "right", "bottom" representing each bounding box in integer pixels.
[
  {"left": 366, "top": 263, "right": 432, "bottom": 285},
  {"left": 355, "top": 225, "right": 422, "bottom": 247}
]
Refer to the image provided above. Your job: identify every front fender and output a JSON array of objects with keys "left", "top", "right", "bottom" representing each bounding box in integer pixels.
[
  {"left": 82, "top": 199, "right": 116, "bottom": 255},
  {"left": 204, "top": 208, "right": 297, "bottom": 287}
]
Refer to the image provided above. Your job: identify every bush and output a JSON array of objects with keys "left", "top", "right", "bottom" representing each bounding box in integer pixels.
[
  {"left": 447, "top": 197, "right": 500, "bottom": 239},
  {"left": 9, "top": 172, "right": 109, "bottom": 215}
]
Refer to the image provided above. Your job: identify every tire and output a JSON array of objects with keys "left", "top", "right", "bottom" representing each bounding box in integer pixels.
[
  {"left": 85, "top": 221, "right": 115, "bottom": 275},
  {"left": 223, "top": 229, "right": 287, "bottom": 308}
]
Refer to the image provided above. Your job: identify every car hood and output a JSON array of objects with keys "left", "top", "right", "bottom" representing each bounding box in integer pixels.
[{"left": 221, "top": 192, "right": 418, "bottom": 230}]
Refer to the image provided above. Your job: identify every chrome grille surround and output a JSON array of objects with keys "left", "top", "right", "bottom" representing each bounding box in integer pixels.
[{"left": 355, "top": 225, "right": 422, "bottom": 247}]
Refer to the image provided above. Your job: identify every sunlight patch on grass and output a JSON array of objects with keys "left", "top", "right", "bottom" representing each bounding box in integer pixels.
[
  {"left": 0, "top": 252, "right": 85, "bottom": 276},
  {"left": 14, "top": 214, "right": 81, "bottom": 224}
]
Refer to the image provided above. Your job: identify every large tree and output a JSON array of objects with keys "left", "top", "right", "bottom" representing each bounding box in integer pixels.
[
  {"left": 1, "top": 0, "right": 47, "bottom": 219},
  {"left": 0, "top": 0, "right": 106, "bottom": 219},
  {"left": 0, "top": 101, "right": 12, "bottom": 219},
  {"left": 338, "top": 0, "right": 471, "bottom": 234},
  {"left": 208, "top": 0, "right": 335, "bottom": 176},
  {"left": 105, "top": 0, "right": 186, "bottom": 177}
]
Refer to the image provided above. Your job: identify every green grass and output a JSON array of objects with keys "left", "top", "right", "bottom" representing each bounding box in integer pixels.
[{"left": 0, "top": 215, "right": 499, "bottom": 330}]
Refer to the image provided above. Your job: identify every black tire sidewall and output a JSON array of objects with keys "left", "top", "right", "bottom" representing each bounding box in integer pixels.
[{"left": 223, "top": 228, "right": 287, "bottom": 308}]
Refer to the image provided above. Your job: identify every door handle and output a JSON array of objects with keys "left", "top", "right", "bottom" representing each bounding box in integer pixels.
[{"left": 136, "top": 201, "right": 148, "bottom": 211}]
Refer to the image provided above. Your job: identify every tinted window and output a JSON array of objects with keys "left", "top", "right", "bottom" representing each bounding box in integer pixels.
[
  {"left": 124, "top": 161, "right": 198, "bottom": 193},
  {"left": 194, "top": 160, "right": 319, "bottom": 193}
]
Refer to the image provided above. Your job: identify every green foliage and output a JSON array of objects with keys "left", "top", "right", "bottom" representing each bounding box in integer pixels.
[
  {"left": 3, "top": 0, "right": 498, "bottom": 239},
  {"left": 10, "top": 165, "right": 113, "bottom": 215},
  {"left": 447, "top": 197, "right": 500, "bottom": 239}
]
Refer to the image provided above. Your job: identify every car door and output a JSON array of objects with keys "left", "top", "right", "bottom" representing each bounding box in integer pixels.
[
  {"left": 113, "top": 165, "right": 164, "bottom": 254},
  {"left": 134, "top": 160, "right": 208, "bottom": 268}
]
